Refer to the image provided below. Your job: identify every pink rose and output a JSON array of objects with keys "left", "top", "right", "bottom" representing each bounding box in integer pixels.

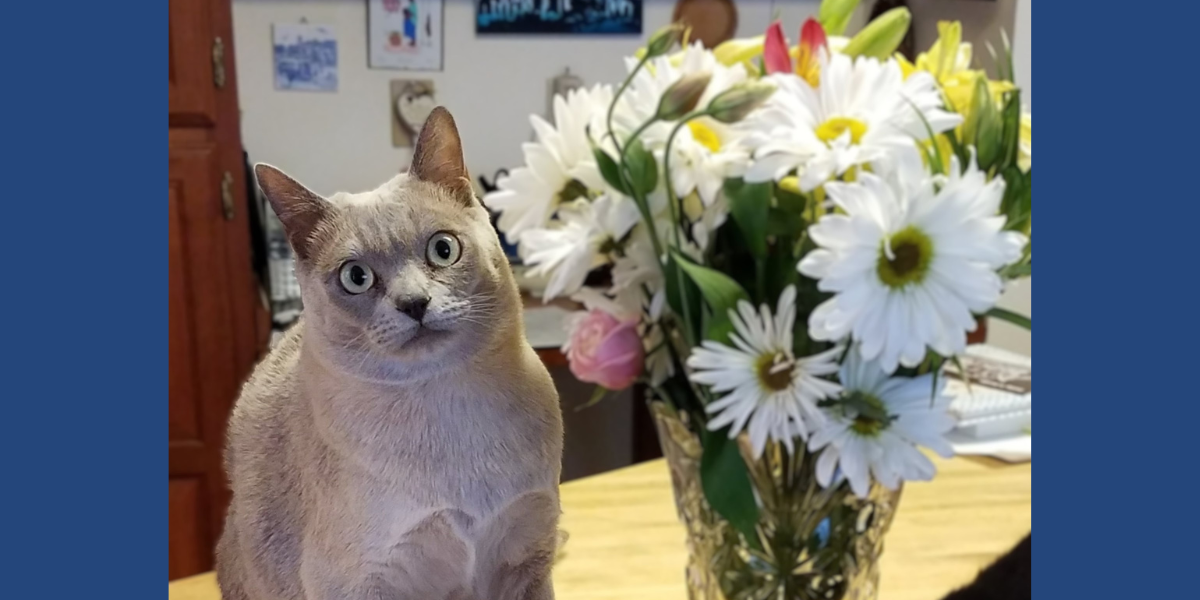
[{"left": 565, "top": 310, "right": 644, "bottom": 390}]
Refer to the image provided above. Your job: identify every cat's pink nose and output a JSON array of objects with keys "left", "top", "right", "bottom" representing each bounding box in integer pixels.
[{"left": 395, "top": 296, "right": 430, "bottom": 323}]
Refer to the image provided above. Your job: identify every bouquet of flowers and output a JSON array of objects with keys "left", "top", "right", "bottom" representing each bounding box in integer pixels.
[{"left": 486, "top": 1, "right": 1030, "bottom": 595}]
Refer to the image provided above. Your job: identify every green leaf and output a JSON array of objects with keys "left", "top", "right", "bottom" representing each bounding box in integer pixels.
[
  {"left": 593, "top": 148, "right": 631, "bottom": 195},
  {"left": 699, "top": 428, "right": 760, "bottom": 545},
  {"left": 625, "top": 139, "right": 659, "bottom": 195},
  {"left": 931, "top": 354, "right": 948, "bottom": 405},
  {"left": 705, "top": 315, "right": 738, "bottom": 347},
  {"left": 664, "top": 255, "right": 703, "bottom": 343},
  {"left": 1000, "top": 166, "right": 1031, "bottom": 233},
  {"left": 973, "top": 78, "right": 1004, "bottom": 170},
  {"left": 944, "top": 129, "right": 972, "bottom": 172},
  {"left": 774, "top": 185, "right": 807, "bottom": 214},
  {"left": 671, "top": 251, "right": 750, "bottom": 343},
  {"left": 999, "top": 89, "right": 1023, "bottom": 170},
  {"left": 999, "top": 165, "right": 1023, "bottom": 218},
  {"left": 765, "top": 207, "right": 804, "bottom": 237},
  {"left": 987, "top": 307, "right": 1031, "bottom": 330},
  {"left": 672, "top": 251, "right": 750, "bottom": 312},
  {"left": 904, "top": 98, "right": 946, "bottom": 176},
  {"left": 575, "top": 386, "right": 609, "bottom": 412},
  {"left": 946, "top": 355, "right": 970, "bottom": 400},
  {"left": 724, "top": 178, "right": 771, "bottom": 259},
  {"left": 1002, "top": 262, "right": 1031, "bottom": 278}
]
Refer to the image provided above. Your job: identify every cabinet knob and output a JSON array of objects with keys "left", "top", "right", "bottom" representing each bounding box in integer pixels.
[
  {"left": 212, "top": 37, "right": 226, "bottom": 89},
  {"left": 221, "top": 171, "right": 235, "bottom": 221}
]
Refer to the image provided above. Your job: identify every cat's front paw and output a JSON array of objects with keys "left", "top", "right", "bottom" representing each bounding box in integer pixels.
[
  {"left": 390, "top": 508, "right": 474, "bottom": 599},
  {"left": 472, "top": 489, "right": 560, "bottom": 599}
]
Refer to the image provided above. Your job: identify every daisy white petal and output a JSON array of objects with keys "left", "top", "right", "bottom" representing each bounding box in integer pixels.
[
  {"left": 739, "top": 55, "right": 962, "bottom": 191},
  {"left": 810, "top": 347, "right": 957, "bottom": 498},
  {"left": 686, "top": 286, "right": 843, "bottom": 457},
  {"left": 801, "top": 147, "right": 1028, "bottom": 369},
  {"left": 484, "top": 84, "right": 614, "bottom": 239}
]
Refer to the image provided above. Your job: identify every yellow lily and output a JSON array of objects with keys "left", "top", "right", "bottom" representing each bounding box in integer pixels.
[
  {"left": 906, "top": 21, "right": 1016, "bottom": 133},
  {"left": 1018, "top": 113, "right": 1031, "bottom": 173}
]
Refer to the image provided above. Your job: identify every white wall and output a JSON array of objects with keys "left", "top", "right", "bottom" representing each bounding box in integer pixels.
[
  {"left": 1014, "top": 0, "right": 1030, "bottom": 109},
  {"left": 233, "top": 0, "right": 1030, "bottom": 355},
  {"left": 232, "top": 0, "right": 821, "bottom": 197}
]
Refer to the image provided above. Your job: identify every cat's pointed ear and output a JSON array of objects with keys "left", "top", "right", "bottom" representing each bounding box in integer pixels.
[
  {"left": 255, "top": 163, "right": 330, "bottom": 261},
  {"left": 409, "top": 106, "right": 473, "bottom": 204}
]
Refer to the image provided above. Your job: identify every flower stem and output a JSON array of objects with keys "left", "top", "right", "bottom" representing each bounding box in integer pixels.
[
  {"left": 660, "top": 111, "right": 715, "bottom": 350},
  {"left": 662, "top": 114, "right": 700, "bottom": 248},
  {"left": 620, "top": 119, "right": 657, "bottom": 161},
  {"left": 606, "top": 55, "right": 651, "bottom": 157},
  {"left": 603, "top": 58, "right": 669, "bottom": 271},
  {"left": 617, "top": 116, "right": 669, "bottom": 261}
]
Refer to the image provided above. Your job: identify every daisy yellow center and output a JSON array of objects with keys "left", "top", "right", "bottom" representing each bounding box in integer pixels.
[
  {"left": 755, "top": 352, "right": 795, "bottom": 392},
  {"left": 877, "top": 226, "right": 934, "bottom": 289},
  {"left": 851, "top": 416, "right": 886, "bottom": 436},
  {"left": 847, "top": 392, "right": 889, "bottom": 437},
  {"left": 816, "top": 117, "right": 868, "bottom": 145},
  {"left": 557, "top": 178, "right": 590, "bottom": 205},
  {"left": 688, "top": 121, "right": 722, "bottom": 153}
]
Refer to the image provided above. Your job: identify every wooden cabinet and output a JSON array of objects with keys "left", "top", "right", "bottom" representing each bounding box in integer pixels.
[
  {"left": 169, "top": 0, "right": 266, "bottom": 581},
  {"left": 168, "top": 0, "right": 219, "bottom": 126}
]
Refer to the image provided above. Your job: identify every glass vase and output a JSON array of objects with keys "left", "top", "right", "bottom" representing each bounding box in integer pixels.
[{"left": 651, "top": 402, "right": 902, "bottom": 600}]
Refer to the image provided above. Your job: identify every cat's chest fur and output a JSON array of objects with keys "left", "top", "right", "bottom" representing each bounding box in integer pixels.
[
  {"left": 290, "top": 342, "right": 560, "bottom": 563},
  {"left": 299, "top": 355, "right": 557, "bottom": 512}
]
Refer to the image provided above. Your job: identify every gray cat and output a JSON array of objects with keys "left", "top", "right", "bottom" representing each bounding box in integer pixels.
[{"left": 216, "top": 107, "right": 564, "bottom": 600}]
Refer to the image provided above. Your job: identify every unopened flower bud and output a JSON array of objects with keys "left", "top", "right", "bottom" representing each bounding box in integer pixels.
[
  {"left": 645, "top": 24, "right": 687, "bottom": 58},
  {"left": 818, "top": 0, "right": 862, "bottom": 36},
  {"left": 842, "top": 7, "right": 911, "bottom": 59},
  {"left": 713, "top": 35, "right": 765, "bottom": 67},
  {"left": 707, "top": 81, "right": 777, "bottom": 124},
  {"left": 656, "top": 72, "right": 712, "bottom": 121}
]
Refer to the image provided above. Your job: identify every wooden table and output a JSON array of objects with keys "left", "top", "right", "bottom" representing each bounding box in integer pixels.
[{"left": 169, "top": 454, "right": 1031, "bottom": 600}]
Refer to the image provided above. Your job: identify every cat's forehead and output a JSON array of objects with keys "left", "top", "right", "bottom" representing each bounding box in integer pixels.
[{"left": 314, "top": 176, "right": 469, "bottom": 264}]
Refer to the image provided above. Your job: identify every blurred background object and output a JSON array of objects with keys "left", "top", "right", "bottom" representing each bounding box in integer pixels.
[{"left": 672, "top": 0, "right": 738, "bottom": 48}]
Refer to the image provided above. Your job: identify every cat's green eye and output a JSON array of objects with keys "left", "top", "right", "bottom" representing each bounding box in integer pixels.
[
  {"left": 338, "top": 260, "right": 375, "bottom": 294},
  {"left": 426, "top": 232, "right": 462, "bottom": 267}
]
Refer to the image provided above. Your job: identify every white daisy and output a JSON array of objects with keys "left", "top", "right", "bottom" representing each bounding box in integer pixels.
[
  {"left": 615, "top": 43, "right": 751, "bottom": 207},
  {"left": 809, "top": 347, "right": 955, "bottom": 498},
  {"left": 520, "top": 195, "right": 641, "bottom": 300},
  {"left": 484, "top": 84, "right": 614, "bottom": 238},
  {"left": 740, "top": 53, "right": 961, "bottom": 191},
  {"left": 798, "top": 148, "right": 1028, "bottom": 372},
  {"left": 686, "top": 285, "right": 843, "bottom": 458}
]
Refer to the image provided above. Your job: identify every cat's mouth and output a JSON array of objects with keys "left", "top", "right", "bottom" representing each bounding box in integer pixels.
[
  {"left": 369, "top": 320, "right": 455, "bottom": 355},
  {"left": 419, "top": 316, "right": 457, "bottom": 332},
  {"left": 405, "top": 325, "right": 449, "bottom": 346}
]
